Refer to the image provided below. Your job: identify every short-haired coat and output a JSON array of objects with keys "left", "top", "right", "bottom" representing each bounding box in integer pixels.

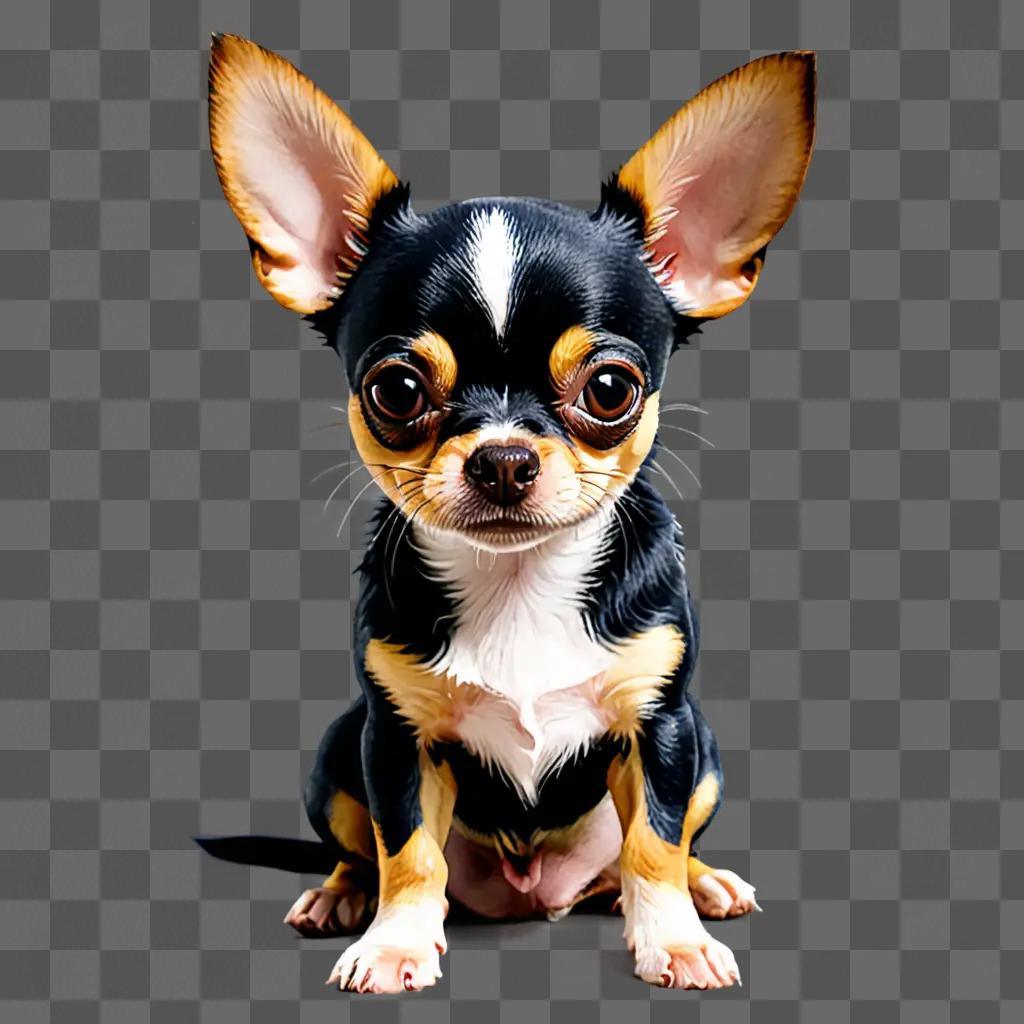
[{"left": 197, "top": 35, "right": 816, "bottom": 993}]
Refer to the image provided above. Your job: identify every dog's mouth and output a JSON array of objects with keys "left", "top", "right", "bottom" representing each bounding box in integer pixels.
[
  {"left": 459, "top": 515, "right": 562, "bottom": 546},
  {"left": 423, "top": 496, "right": 609, "bottom": 552}
]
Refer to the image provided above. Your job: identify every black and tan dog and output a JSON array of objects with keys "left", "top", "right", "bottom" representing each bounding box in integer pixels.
[{"left": 196, "top": 35, "right": 815, "bottom": 993}]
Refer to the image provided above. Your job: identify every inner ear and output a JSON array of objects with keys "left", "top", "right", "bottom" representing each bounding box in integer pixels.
[
  {"left": 209, "top": 34, "right": 404, "bottom": 314},
  {"left": 602, "top": 51, "right": 816, "bottom": 320}
]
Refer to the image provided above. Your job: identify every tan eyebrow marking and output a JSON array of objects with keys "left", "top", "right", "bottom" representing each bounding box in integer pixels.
[
  {"left": 411, "top": 331, "right": 457, "bottom": 395},
  {"left": 548, "top": 325, "right": 596, "bottom": 394}
]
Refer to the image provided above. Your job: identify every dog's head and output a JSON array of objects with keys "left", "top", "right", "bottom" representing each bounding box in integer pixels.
[{"left": 209, "top": 35, "right": 815, "bottom": 551}]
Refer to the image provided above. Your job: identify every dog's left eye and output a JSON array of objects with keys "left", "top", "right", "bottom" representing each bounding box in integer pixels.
[
  {"left": 576, "top": 366, "right": 641, "bottom": 422},
  {"left": 365, "top": 363, "right": 429, "bottom": 423}
]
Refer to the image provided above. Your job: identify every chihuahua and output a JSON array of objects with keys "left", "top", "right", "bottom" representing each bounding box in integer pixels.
[{"left": 196, "top": 35, "right": 816, "bottom": 993}]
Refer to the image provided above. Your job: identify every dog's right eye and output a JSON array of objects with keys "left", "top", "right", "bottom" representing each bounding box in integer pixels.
[
  {"left": 580, "top": 367, "right": 640, "bottom": 422},
  {"left": 364, "top": 363, "right": 429, "bottom": 423}
]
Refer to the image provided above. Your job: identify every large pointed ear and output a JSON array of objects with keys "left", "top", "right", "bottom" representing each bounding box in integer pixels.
[
  {"left": 208, "top": 34, "right": 401, "bottom": 314},
  {"left": 606, "top": 51, "right": 816, "bottom": 319}
]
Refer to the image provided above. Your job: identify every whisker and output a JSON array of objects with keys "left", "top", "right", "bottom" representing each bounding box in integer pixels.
[
  {"left": 392, "top": 475, "right": 429, "bottom": 492},
  {"left": 650, "top": 459, "right": 687, "bottom": 502},
  {"left": 322, "top": 463, "right": 369, "bottom": 512},
  {"left": 578, "top": 468, "right": 629, "bottom": 480},
  {"left": 310, "top": 458, "right": 359, "bottom": 484},
  {"left": 312, "top": 459, "right": 428, "bottom": 489},
  {"left": 374, "top": 487, "right": 409, "bottom": 544},
  {"left": 576, "top": 492, "right": 604, "bottom": 519},
  {"left": 379, "top": 504, "right": 409, "bottom": 596},
  {"left": 660, "top": 403, "right": 709, "bottom": 416},
  {"left": 305, "top": 420, "right": 349, "bottom": 436},
  {"left": 371, "top": 499, "right": 408, "bottom": 550},
  {"left": 577, "top": 470, "right": 658, "bottom": 525},
  {"left": 329, "top": 466, "right": 422, "bottom": 519},
  {"left": 381, "top": 487, "right": 425, "bottom": 607},
  {"left": 578, "top": 480, "right": 638, "bottom": 536},
  {"left": 390, "top": 494, "right": 434, "bottom": 579},
  {"left": 617, "top": 494, "right": 648, "bottom": 554},
  {"left": 376, "top": 477, "right": 431, "bottom": 543},
  {"left": 658, "top": 423, "right": 716, "bottom": 447},
  {"left": 578, "top": 478, "right": 609, "bottom": 501},
  {"left": 616, "top": 490, "right": 654, "bottom": 522},
  {"left": 368, "top": 462, "right": 430, "bottom": 476},
  {"left": 575, "top": 477, "right": 605, "bottom": 502},
  {"left": 609, "top": 503, "right": 632, "bottom": 565},
  {"left": 335, "top": 476, "right": 385, "bottom": 539},
  {"left": 658, "top": 447, "right": 702, "bottom": 492}
]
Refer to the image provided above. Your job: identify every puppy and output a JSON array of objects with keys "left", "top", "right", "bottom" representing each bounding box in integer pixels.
[{"left": 196, "top": 35, "right": 816, "bottom": 993}]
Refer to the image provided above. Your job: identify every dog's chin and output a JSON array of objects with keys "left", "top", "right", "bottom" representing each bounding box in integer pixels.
[
  {"left": 421, "top": 504, "right": 608, "bottom": 554},
  {"left": 456, "top": 521, "right": 565, "bottom": 554}
]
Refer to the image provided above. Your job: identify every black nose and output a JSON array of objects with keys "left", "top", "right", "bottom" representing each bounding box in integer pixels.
[{"left": 464, "top": 444, "right": 540, "bottom": 507}]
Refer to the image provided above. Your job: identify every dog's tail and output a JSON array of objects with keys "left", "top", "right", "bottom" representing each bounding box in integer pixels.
[{"left": 194, "top": 834, "right": 339, "bottom": 875}]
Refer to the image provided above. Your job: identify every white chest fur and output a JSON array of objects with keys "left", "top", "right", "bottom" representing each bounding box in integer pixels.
[{"left": 414, "top": 522, "right": 616, "bottom": 801}]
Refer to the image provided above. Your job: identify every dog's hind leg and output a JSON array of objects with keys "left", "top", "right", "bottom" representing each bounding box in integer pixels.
[
  {"left": 285, "top": 696, "right": 378, "bottom": 938},
  {"left": 684, "top": 695, "right": 760, "bottom": 920},
  {"left": 687, "top": 855, "right": 760, "bottom": 919}
]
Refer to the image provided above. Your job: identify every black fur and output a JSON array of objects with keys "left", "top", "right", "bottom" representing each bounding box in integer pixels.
[
  {"left": 311, "top": 196, "right": 683, "bottom": 391},
  {"left": 432, "top": 738, "right": 626, "bottom": 851},
  {"left": 194, "top": 834, "right": 338, "bottom": 875}
]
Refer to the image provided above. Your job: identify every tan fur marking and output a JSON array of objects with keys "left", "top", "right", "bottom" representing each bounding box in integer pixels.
[
  {"left": 419, "top": 754, "right": 457, "bottom": 842},
  {"left": 687, "top": 856, "right": 715, "bottom": 887},
  {"left": 321, "top": 859, "right": 361, "bottom": 892},
  {"left": 608, "top": 746, "right": 720, "bottom": 890},
  {"left": 346, "top": 340, "right": 457, "bottom": 528},
  {"left": 548, "top": 325, "right": 596, "bottom": 394},
  {"left": 373, "top": 823, "right": 448, "bottom": 908},
  {"left": 327, "top": 789, "right": 376, "bottom": 863},
  {"left": 363, "top": 639, "right": 459, "bottom": 741},
  {"left": 609, "top": 747, "right": 688, "bottom": 889},
  {"left": 682, "top": 775, "right": 720, "bottom": 849},
  {"left": 347, "top": 394, "right": 435, "bottom": 505},
  {"left": 599, "top": 624, "right": 685, "bottom": 739},
  {"left": 372, "top": 759, "right": 455, "bottom": 909},
  {"left": 411, "top": 331, "right": 458, "bottom": 396},
  {"left": 545, "top": 327, "right": 661, "bottom": 504},
  {"left": 570, "top": 394, "right": 661, "bottom": 497}
]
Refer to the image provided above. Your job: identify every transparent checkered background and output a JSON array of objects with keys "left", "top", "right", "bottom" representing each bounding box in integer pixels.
[{"left": 1, "top": 0, "right": 1021, "bottom": 1019}]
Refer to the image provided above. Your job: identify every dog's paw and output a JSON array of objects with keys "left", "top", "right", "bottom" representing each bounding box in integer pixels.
[
  {"left": 689, "top": 866, "right": 761, "bottom": 920},
  {"left": 621, "top": 873, "right": 742, "bottom": 990},
  {"left": 325, "top": 900, "right": 447, "bottom": 994},
  {"left": 284, "top": 884, "right": 373, "bottom": 938},
  {"left": 326, "top": 935, "right": 443, "bottom": 993},
  {"left": 634, "top": 933, "right": 741, "bottom": 990}
]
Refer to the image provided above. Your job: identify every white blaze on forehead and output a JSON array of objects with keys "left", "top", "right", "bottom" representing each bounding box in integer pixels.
[{"left": 466, "top": 207, "right": 520, "bottom": 337}]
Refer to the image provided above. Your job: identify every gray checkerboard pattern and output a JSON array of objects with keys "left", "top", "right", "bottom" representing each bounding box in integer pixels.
[{"left": 1, "top": 0, "right": 1020, "bottom": 1018}]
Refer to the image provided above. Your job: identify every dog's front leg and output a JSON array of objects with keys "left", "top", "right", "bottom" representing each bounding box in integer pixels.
[
  {"left": 327, "top": 694, "right": 455, "bottom": 994},
  {"left": 607, "top": 704, "right": 740, "bottom": 990}
]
